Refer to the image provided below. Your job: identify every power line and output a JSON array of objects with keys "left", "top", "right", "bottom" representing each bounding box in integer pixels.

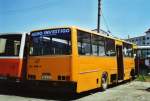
[
  {"left": 101, "top": 11, "right": 111, "bottom": 34},
  {"left": 97, "top": 0, "right": 111, "bottom": 34}
]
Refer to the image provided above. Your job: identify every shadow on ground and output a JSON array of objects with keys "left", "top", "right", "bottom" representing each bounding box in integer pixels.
[
  {"left": 146, "top": 88, "right": 150, "bottom": 92},
  {"left": 0, "top": 85, "right": 101, "bottom": 100},
  {"left": 0, "top": 80, "right": 131, "bottom": 100},
  {"left": 136, "top": 87, "right": 150, "bottom": 92}
]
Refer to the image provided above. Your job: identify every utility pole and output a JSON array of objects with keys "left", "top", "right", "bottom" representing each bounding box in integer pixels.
[{"left": 97, "top": 0, "right": 101, "bottom": 33}]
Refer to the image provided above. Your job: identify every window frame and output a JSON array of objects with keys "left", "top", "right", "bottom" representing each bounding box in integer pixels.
[
  {"left": 0, "top": 34, "right": 22, "bottom": 57},
  {"left": 91, "top": 34, "right": 105, "bottom": 56},
  {"left": 123, "top": 43, "right": 133, "bottom": 57},
  {"left": 105, "top": 38, "right": 116, "bottom": 56},
  {"left": 77, "top": 30, "right": 92, "bottom": 56},
  {"left": 77, "top": 29, "right": 116, "bottom": 57},
  {"left": 29, "top": 28, "right": 72, "bottom": 56}
]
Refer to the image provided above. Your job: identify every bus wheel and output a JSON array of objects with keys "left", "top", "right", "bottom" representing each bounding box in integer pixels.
[{"left": 101, "top": 73, "right": 108, "bottom": 91}]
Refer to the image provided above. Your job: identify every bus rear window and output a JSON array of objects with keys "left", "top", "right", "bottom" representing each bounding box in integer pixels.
[
  {"left": 0, "top": 35, "right": 21, "bottom": 56},
  {"left": 30, "top": 28, "right": 71, "bottom": 56}
]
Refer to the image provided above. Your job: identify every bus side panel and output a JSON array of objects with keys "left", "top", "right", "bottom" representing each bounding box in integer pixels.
[
  {"left": 123, "top": 57, "right": 135, "bottom": 80},
  {"left": 0, "top": 58, "right": 23, "bottom": 79},
  {"left": 76, "top": 56, "right": 117, "bottom": 93}
]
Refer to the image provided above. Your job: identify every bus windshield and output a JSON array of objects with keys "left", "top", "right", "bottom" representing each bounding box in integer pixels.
[
  {"left": 30, "top": 28, "right": 71, "bottom": 56},
  {"left": 0, "top": 34, "right": 21, "bottom": 56}
]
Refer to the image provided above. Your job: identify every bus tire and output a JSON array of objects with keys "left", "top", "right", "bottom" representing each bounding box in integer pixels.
[{"left": 101, "top": 72, "right": 108, "bottom": 91}]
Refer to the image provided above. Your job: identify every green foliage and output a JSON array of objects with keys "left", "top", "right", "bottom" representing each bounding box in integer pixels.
[{"left": 136, "top": 75, "right": 150, "bottom": 82}]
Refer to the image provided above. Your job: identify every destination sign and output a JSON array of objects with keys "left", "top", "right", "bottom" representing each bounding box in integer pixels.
[{"left": 31, "top": 28, "right": 71, "bottom": 37}]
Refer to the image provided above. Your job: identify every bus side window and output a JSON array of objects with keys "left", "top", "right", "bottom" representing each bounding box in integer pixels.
[
  {"left": 123, "top": 43, "right": 133, "bottom": 57},
  {"left": 105, "top": 38, "right": 116, "bottom": 56},
  {"left": 77, "top": 30, "right": 91, "bottom": 55},
  {"left": 92, "top": 34, "right": 105, "bottom": 56}
]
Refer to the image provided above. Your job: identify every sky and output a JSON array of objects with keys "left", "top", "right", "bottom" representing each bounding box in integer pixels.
[{"left": 0, "top": 0, "right": 150, "bottom": 39}]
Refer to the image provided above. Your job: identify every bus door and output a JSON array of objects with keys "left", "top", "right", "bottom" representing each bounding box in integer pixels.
[{"left": 116, "top": 45, "right": 124, "bottom": 80}]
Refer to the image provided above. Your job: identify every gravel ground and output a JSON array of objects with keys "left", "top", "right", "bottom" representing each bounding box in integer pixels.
[
  {"left": 76, "top": 81, "right": 150, "bottom": 101},
  {"left": 0, "top": 81, "right": 149, "bottom": 101}
]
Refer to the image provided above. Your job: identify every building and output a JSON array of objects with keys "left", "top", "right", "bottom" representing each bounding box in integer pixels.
[{"left": 126, "top": 28, "right": 150, "bottom": 46}]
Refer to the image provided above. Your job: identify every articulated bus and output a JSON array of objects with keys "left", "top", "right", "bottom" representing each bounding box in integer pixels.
[
  {"left": 0, "top": 33, "right": 28, "bottom": 83},
  {"left": 26, "top": 26, "right": 136, "bottom": 93}
]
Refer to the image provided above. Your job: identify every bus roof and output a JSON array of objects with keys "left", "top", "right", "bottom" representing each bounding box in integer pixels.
[
  {"left": 75, "top": 26, "right": 135, "bottom": 45},
  {"left": 30, "top": 26, "right": 135, "bottom": 45},
  {"left": 0, "top": 33, "right": 28, "bottom": 36}
]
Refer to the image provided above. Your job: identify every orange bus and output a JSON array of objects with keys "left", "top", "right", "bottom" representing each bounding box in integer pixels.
[
  {"left": 27, "top": 26, "right": 136, "bottom": 93},
  {"left": 0, "top": 33, "right": 28, "bottom": 83}
]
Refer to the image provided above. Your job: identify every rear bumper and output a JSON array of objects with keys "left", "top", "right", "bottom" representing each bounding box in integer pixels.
[
  {"left": 0, "top": 77, "right": 21, "bottom": 83},
  {"left": 0, "top": 79, "right": 77, "bottom": 93},
  {"left": 0, "top": 79, "right": 22, "bottom": 91},
  {"left": 23, "top": 80, "right": 77, "bottom": 93}
]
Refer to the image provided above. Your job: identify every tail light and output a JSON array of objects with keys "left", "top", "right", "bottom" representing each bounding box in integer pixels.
[
  {"left": 66, "top": 76, "right": 70, "bottom": 81},
  {"left": 41, "top": 73, "right": 51, "bottom": 80},
  {"left": 28, "top": 75, "right": 36, "bottom": 80},
  {"left": 58, "top": 75, "right": 70, "bottom": 81}
]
